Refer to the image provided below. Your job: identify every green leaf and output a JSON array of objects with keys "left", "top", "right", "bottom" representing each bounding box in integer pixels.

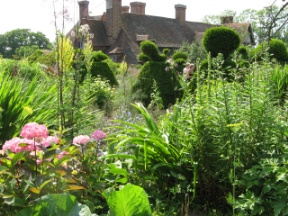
[
  {"left": 10, "top": 151, "right": 26, "bottom": 167},
  {"left": 16, "top": 193, "right": 93, "bottom": 216},
  {"left": 3, "top": 196, "right": 26, "bottom": 207},
  {"left": 102, "top": 154, "right": 136, "bottom": 160},
  {"left": 103, "top": 184, "right": 152, "bottom": 216}
]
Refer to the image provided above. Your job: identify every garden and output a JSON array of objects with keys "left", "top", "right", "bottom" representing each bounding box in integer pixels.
[{"left": 1, "top": 25, "right": 288, "bottom": 216}]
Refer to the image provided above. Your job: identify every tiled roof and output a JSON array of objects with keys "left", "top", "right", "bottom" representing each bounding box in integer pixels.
[
  {"left": 67, "top": 11, "right": 254, "bottom": 63},
  {"left": 121, "top": 13, "right": 195, "bottom": 48}
]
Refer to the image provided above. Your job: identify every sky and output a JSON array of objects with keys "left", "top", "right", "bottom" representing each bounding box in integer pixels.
[{"left": 0, "top": 0, "right": 283, "bottom": 43}]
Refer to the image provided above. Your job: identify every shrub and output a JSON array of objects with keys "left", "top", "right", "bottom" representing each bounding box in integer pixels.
[
  {"left": 162, "top": 48, "right": 171, "bottom": 56},
  {"left": 172, "top": 51, "right": 188, "bottom": 61},
  {"left": 92, "top": 51, "right": 109, "bottom": 62},
  {"left": 79, "top": 51, "right": 118, "bottom": 86},
  {"left": 236, "top": 45, "right": 249, "bottom": 60},
  {"left": 138, "top": 40, "right": 167, "bottom": 63},
  {"left": 250, "top": 39, "right": 288, "bottom": 64},
  {"left": 138, "top": 53, "right": 151, "bottom": 63},
  {"left": 140, "top": 40, "right": 159, "bottom": 60},
  {"left": 88, "top": 78, "right": 115, "bottom": 115},
  {"left": 90, "top": 62, "right": 118, "bottom": 86},
  {"left": 202, "top": 26, "right": 240, "bottom": 59},
  {"left": 269, "top": 38, "right": 288, "bottom": 64},
  {"left": 172, "top": 51, "right": 188, "bottom": 74},
  {"left": 132, "top": 62, "right": 183, "bottom": 108}
]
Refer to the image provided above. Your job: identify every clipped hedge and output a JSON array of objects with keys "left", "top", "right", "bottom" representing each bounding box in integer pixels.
[
  {"left": 203, "top": 26, "right": 240, "bottom": 59},
  {"left": 138, "top": 40, "right": 167, "bottom": 63},
  {"left": 132, "top": 62, "right": 183, "bottom": 108},
  {"left": 251, "top": 38, "right": 288, "bottom": 64},
  {"left": 269, "top": 38, "right": 288, "bottom": 64},
  {"left": 79, "top": 51, "right": 118, "bottom": 86},
  {"left": 90, "top": 62, "right": 118, "bottom": 86}
]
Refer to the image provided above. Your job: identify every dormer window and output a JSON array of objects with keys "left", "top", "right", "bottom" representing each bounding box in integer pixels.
[{"left": 136, "top": 34, "right": 149, "bottom": 42}]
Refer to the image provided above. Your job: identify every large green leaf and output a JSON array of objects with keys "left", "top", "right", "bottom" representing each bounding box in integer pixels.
[
  {"left": 16, "top": 193, "right": 95, "bottom": 216},
  {"left": 103, "top": 184, "right": 152, "bottom": 216}
]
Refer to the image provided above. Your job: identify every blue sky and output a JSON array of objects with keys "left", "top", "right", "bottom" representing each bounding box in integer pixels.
[{"left": 0, "top": 0, "right": 282, "bottom": 42}]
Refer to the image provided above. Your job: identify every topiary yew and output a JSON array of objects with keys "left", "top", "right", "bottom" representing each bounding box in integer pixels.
[
  {"left": 268, "top": 38, "right": 288, "bottom": 64},
  {"left": 138, "top": 40, "right": 167, "bottom": 63},
  {"left": 251, "top": 38, "right": 288, "bottom": 64},
  {"left": 134, "top": 41, "right": 183, "bottom": 108},
  {"left": 172, "top": 51, "right": 187, "bottom": 74},
  {"left": 203, "top": 26, "right": 240, "bottom": 59},
  {"left": 132, "top": 62, "right": 183, "bottom": 108},
  {"left": 80, "top": 51, "right": 118, "bottom": 86}
]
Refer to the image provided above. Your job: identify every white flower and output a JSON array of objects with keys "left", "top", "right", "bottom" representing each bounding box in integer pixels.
[
  {"left": 71, "top": 30, "right": 76, "bottom": 37},
  {"left": 79, "top": 24, "right": 90, "bottom": 35}
]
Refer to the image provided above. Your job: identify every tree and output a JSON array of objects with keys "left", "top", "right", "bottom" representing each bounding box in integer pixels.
[
  {"left": 202, "top": 10, "right": 236, "bottom": 24},
  {"left": 202, "top": 1, "right": 288, "bottom": 45},
  {"left": 0, "top": 29, "right": 52, "bottom": 59},
  {"left": 257, "top": 1, "right": 288, "bottom": 42}
]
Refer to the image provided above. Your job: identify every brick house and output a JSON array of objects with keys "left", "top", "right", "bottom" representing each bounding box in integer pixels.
[{"left": 68, "top": 0, "right": 255, "bottom": 64}]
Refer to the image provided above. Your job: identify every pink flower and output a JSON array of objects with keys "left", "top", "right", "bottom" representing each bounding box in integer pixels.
[
  {"left": 2, "top": 137, "right": 26, "bottom": 154},
  {"left": 36, "top": 159, "right": 42, "bottom": 165},
  {"left": 2, "top": 138, "right": 40, "bottom": 154},
  {"left": 91, "top": 130, "right": 106, "bottom": 141},
  {"left": 20, "top": 122, "right": 49, "bottom": 139},
  {"left": 42, "top": 136, "right": 59, "bottom": 148},
  {"left": 73, "top": 135, "right": 90, "bottom": 145},
  {"left": 57, "top": 151, "right": 69, "bottom": 160}
]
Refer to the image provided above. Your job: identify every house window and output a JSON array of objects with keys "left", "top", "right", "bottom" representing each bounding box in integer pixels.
[{"left": 79, "top": 41, "right": 85, "bottom": 49}]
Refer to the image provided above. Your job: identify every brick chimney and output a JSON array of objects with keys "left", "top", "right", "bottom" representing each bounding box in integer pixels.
[
  {"left": 78, "top": 0, "right": 89, "bottom": 23},
  {"left": 220, "top": 16, "right": 234, "bottom": 24},
  {"left": 122, "top": 6, "right": 130, "bottom": 13},
  {"left": 106, "top": 0, "right": 122, "bottom": 44},
  {"left": 130, "top": 2, "right": 146, "bottom": 15},
  {"left": 175, "top": 4, "right": 186, "bottom": 23}
]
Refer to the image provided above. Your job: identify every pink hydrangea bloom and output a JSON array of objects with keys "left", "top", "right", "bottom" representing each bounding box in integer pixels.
[
  {"left": 91, "top": 130, "right": 106, "bottom": 141},
  {"left": 20, "top": 122, "right": 49, "bottom": 139},
  {"left": 73, "top": 135, "right": 90, "bottom": 145},
  {"left": 57, "top": 151, "right": 69, "bottom": 160},
  {"left": 2, "top": 138, "right": 40, "bottom": 154},
  {"left": 2, "top": 137, "right": 26, "bottom": 154},
  {"left": 42, "top": 136, "right": 59, "bottom": 148},
  {"left": 36, "top": 159, "right": 42, "bottom": 165}
]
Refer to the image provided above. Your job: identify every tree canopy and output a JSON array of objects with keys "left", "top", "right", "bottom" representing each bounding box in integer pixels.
[
  {"left": 202, "top": 1, "right": 288, "bottom": 45},
  {"left": 0, "top": 29, "right": 52, "bottom": 59}
]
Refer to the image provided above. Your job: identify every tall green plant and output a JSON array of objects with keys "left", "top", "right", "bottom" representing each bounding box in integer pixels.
[{"left": 0, "top": 73, "right": 57, "bottom": 143}]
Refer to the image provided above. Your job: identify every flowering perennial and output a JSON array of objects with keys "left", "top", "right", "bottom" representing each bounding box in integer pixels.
[
  {"left": 20, "top": 122, "right": 49, "bottom": 139},
  {"left": 91, "top": 130, "right": 106, "bottom": 141},
  {"left": 73, "top": 135, "right": 91, "bottom": 145}
]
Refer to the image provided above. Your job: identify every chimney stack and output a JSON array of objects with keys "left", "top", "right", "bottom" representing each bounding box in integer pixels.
[
  {"left": 78, "top": 0, "right": 89, "bottom": 22},
  {"left": 130, "top": 2, "right": 146, "bottom": 15},
  {"left": 175, "top": 4, "right": 186, "bottom": 23},
  {"left": 122, "top": 6, "right": 130, "bottom": 13},
  {"left": 106, "top": 0, "right": 122, "bottom": 44},
  {"left": 220, "top": 16, "right": 234, "bottom": 24}
]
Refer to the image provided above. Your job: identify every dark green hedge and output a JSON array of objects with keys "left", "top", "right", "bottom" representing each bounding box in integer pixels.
[
  {"left": 251, "top": 38, "right": 288, "bottom": 64},
  {"left": 269, "top": 38, "right": 288, "bottom": 64},
  {"left": 90, "top": 62, "right": 118, "bottom": 86},
  {"left": 203, "top": 26, "right": 240, "bottom": 59},
  {"left": 132, "top": 62, "right": 183, "bottom": 108}
]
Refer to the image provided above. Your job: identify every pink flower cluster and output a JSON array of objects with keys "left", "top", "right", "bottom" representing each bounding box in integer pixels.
[
  {"left": 2, "top": 123, "right": 59, "bottom": 155},
  {"left": 73, "top": 135, "right": 90, "bottom": 145},
  {"left": 91, "top": 130, "right": 106, "bottom": 141},
  {"left": 72, "top": 130, "right": 106, "bottom": 145},
  {"left": 20, "top": 122, "right": 49, "bottom": 139}
]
